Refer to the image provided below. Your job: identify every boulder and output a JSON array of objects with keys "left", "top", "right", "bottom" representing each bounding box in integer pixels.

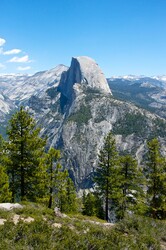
[
  {"left": 54, "top": 207, "right": 68, "bottom": 218},
  {"left": 0, "top": 203, "right": 23, "bottom": 210}
]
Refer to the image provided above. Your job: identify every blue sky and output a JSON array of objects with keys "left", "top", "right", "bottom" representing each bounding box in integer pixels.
[{"left": 0, "top": 0, "right": 166, "bottom": 77}]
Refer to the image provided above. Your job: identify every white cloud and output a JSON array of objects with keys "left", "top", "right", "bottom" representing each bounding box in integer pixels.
[
  {"left": 0, "top": 38, "right": 6, "bottom": 46},
  {"left": 17, "top": 66, "right": 31, "bottom": 71},
  {"left": 8, "top": 55, "right": 30, "bottom": 63},
  {"left": 3, "top": 49, "right": 21, "bottom": 55},
  {"left": 0, "top": 63, "right": 6, "bottom": 69}
]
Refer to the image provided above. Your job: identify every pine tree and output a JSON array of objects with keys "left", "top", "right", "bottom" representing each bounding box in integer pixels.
[
  {"left": 82, "top": 192, "right": 96, "bottom": 216},
  {"left": 64, "top": 177, "right": 78, "bottom": 213},
  {"left": 45, "top": 147, "right": 61, "bottom": 208},
  {"left": 119, "top": 155, "right": 145, "bottom": 218},
  {"left": 94, "top": 132, "right": 121, "bottom": 221},
  {"left": 0, "top": 135, "right": 11, "bottom": 202},
  {"left": 0, "top": 166, "right": 12, "bottom": 202},
  {"left": 146, "top": 138, "right": 166, "bottom": 219},
  {"left": 44, "top": 147, "right": 78, "bottom": 212},
  {"left": 54, "top": 169, "right": 78, "bottom": 213},
  {"left": 82, "top": 192, "right": 104, "bottom": 218},
  {"left": 6, "top": 106, "right": 46, "bottom": 202},
  {"left": 49, "top": 162, "right": 66, "bottom": 211}
]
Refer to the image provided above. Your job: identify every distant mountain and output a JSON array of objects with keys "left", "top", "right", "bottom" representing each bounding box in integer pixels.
[
  {"left": 0, "top": 59, "right": 165, "bottom": 188},
  {"left": 110, "top": 75, "right": 166, "bottom": 89},
  {"left": 0, "top": 65, "right": 68, "bottom": 136},
  {"left": 0, "top": 65, "right": 68, "bottom": 102},
  {"left": 108, "top": 76, "right": 166, "bottom": 118}
]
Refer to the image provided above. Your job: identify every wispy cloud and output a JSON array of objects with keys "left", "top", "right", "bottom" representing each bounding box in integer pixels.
[
  {"left": 8, "top": 55, "right": 30, "bottom": 63},
  {"left": 0, "top": 37, "right": 34, "bottom": 73},
  {"left": 3, "top": 49, "right": 21, "bottom": 55},
  {"left": 0, "top": 63, "right": 6, "bottom": 69},
  {"left": 17, "top": 66, "right": 31, "bottom": 71},
  {"left": 0, "top": 38, "right": 6, "bottom": 46}
]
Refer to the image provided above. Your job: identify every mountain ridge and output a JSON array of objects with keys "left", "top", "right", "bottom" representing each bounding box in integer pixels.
[{"left": 0, "top": 56, "right": 165, "bottom": 188}]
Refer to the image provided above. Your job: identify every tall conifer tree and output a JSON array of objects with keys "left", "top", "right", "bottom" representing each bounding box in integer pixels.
[
  {"left": 94, "top": 132, "right": 120, "bottom": 221},
  {"left": 63, "top": 176, "right": 78, "bottom": 213},
  {"left": 6, "top": 106, "right": 46, "bottom": 202},
  {"left": 146, "top": 138, "right": 166, "bottom": 219},
  {"left": 45, "top": 147, "right": 60, "bottom": 208},
  {"left": 0, "top": 166, "right": 12, "bottom": 202},
  {"left": 54, "top": 169, "right": 78, "bottom": 213},
  {"left": 82, "top": 192, "right": 104, "bottom": 218},
  {"left": 119, "top": 155, "right": 145, "bottom": 218},
  {"left": 0, "top": 135, "right": 11, "bottom": 202}
]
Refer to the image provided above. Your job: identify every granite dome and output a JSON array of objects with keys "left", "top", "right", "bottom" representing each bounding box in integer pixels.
[{"left": 58, "top": 56, "right": 111, "bottom": 100}]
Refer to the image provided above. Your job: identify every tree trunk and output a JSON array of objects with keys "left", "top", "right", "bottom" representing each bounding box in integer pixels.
[
  {"left": 48, "top": 187, "right": 53, "bottom": 208},
  {"left": 48, "top": 159, "right": 53, "bottom": 208},
  {"left": 105, "top": 178, "right": 109, "bottom": 221},
  {"left": 20, "top": 125, "right": 24, "bottom": 200},
  {"left": 11, "top": 168, "right": 15, "bottom": 202}
]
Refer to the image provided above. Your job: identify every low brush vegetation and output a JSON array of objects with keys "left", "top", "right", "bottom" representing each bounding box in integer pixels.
[
  {"left": 0, "top": 203, "right": 166, "bottom": 249},
  {"left": 112, "top": 112, "right": 149, "bottom": 137}
]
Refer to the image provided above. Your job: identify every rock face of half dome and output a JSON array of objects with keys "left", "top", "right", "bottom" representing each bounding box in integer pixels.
[{"left": 58, "top": 56, "right": 111, "bottom": 100}]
